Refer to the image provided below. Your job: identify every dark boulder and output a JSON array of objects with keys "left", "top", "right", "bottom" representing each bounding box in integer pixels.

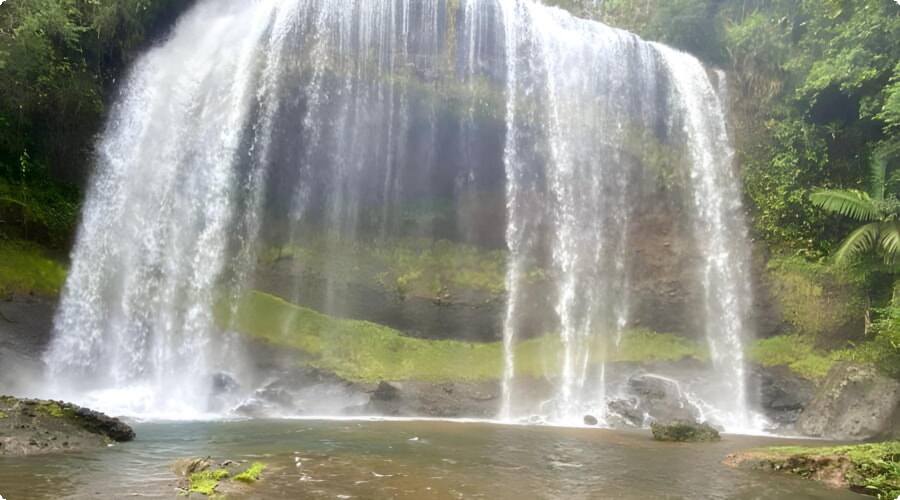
[
  {"left": 583, "top": 414, "right": 599, "bottom": 426},
  {"left": 751, "top": 364, "right": 816, "bottom": 427}
]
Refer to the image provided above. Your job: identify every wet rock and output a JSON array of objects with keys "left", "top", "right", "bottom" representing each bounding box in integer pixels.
[
  {"left": 364, "top": 380, "right": 500, "bottom": 417},
  {"left": 0, "top": 396, "right": 134, "bottom": 456},
  {"left": 650, "top": 421, "right": 720, "bottom": 442},
  {"left": 72, "top": 406, "right": 136, "bottom": 441},
  {"left": 373, "top": 381, "right": 403, "bottom": 401},
  {"left": 583, "top": 414, "right": 599, "bottom": 426},
  {"left": 751, "top": 364, "right": 815, "bottom": 427},
  {"left": 172, "top": 457, "right": 213, "bottom": 477},
  {"left": 606, "top": 397, "right": 645, "bottom": 427},
  {"left": 621, "top": 373, "right": 702, "bottom": 424},
  {"left": 211, "top": 373, "right": 239, "bottom": 395},
  {"left": 796, "top": 362, "right": 900, "bottom": 440}
]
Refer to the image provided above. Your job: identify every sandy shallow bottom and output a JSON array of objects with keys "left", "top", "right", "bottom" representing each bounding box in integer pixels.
[{"left": 0, "top": 419, "right": 863, "bottom": 499}]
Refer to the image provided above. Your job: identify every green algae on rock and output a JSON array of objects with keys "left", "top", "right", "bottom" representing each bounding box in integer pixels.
[
  {"left": 233, "top": 462, "right": 266, "bottom": 483},
  {"left": 650, "top": 422, "right": 721, "bottom": 442}
]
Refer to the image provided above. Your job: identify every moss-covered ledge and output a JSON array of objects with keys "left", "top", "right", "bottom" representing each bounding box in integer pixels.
[
  {"left": 724, "top": 442, "right": 900, "bottom": 499},
  {"left": 215, "top": 291, "right": 710, "bottom": 383}
]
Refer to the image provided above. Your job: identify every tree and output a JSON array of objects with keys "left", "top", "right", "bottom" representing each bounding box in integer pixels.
[{"left": 810, "top": 153, "right": 900, "bottom": 265}]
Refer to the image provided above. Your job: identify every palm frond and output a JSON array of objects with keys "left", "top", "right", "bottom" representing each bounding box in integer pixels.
[
  {"left": 833, "top": 222, "right": 881, "bottom": 263},
  {"left": 878, "top": 221, "right": 900, "bottom": 265},
  {"left": 870, "top": 153, "right": 887, "bottom": 202},
  {"left": 810, "top": 189, "right": 877, "bottom": 221}
]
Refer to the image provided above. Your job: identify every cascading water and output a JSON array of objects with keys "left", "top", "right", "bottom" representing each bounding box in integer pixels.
[{"left": 44, "top": 0, "right": 760, "bottom": 430}]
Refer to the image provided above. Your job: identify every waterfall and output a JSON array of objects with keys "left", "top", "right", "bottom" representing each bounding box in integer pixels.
[{"left": 44, "top": 0, "right": 758, "bottom": 430}]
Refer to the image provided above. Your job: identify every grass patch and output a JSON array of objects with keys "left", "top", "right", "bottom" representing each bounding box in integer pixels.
[
  {"left": 233, "top": 462, "right": 265, "bottom": 483},
  {"left": 217, "top": 291, "right": 710, "bottom": 382},
  {"left": 0, "top": 411, "right": 8, "bottom": 419},
  {"left": 748, "top": 334, "right": 896, "bottom": 380},
  {"left": 189, "top": 469, "right": 229, "bottom": 496},
  {"left": 0, "top": 238, "right": 66, "bottom": 297},
  {"left": 758, "top": 442, "right": 900, "bottom": 499}
]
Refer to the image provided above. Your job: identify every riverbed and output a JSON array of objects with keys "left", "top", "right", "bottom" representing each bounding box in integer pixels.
[{"left": 0, "top": 419, "right": 863, "bottom": 499}]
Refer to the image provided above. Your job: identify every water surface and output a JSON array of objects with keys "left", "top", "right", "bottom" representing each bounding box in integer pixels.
[{"left": 0, "top": 420, "right": 861, "bottom": 499}]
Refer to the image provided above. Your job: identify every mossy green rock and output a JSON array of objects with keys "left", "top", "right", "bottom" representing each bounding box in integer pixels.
[
  {"left": 0, "top": 396, "right": 134, "bottom": 456},
  {"left": 650, "top": 422, "right": 721, "bottom": 442}
]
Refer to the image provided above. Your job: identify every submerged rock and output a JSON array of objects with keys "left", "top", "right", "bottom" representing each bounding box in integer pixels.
[
  {"left": 650, "top": 421, "right": 720, "bottom": 442},
  {"left": 0, "top": 396, "right": 134, "bottom": 456},
  {"left": 796, "top": 362, "right": 900, "bottom": 440}
]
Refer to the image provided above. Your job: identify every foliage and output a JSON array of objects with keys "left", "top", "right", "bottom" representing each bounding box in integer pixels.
[
  {"left": 759, "top": 441, "right": 900, "bottom": 499},
  {"left": 233, "top": 462, "right": 265, "bottom": 483},
  {"left": 0, "top": 0, "right": 182, "bottom": 184},
  {"left": 0, "top": 174, "right": 80, "bottom": 246},
  {"left": 216, "top": 291, "right": 709, "bottom": 382},
  {"left": 765, "top": 256, "right": 866, "bottom": 339},
  {"left": 811, "top": 153, "right": 900, "bottom": 265},
  {"left": 0, "top": 238, "right": 67, "bottom": 298},
  {"left": 747, "top": 334, "right": 835, "bottom": 379},
  {"left": 747, "top": 333, "right": 897, "bottom": 380}
]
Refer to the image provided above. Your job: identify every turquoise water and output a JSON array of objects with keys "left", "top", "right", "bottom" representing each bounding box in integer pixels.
[{"left": 0, "top": 420, "right": 862, "bottom": 499}]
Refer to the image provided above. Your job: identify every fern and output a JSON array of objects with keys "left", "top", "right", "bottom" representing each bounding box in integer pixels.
[
  {"left": 833, "top": 223, "right": 880, "bottom": 263},
  {"left": 878, "top": 222, "right": 900, "bottom": 264},
  {"left": 810, "top": 189, "right": 877, "bottom": 221}
]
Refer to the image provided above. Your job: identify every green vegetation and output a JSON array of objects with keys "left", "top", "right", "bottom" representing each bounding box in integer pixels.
[
  {"left": 810, "top": 153, "right": 900, "bottom": 265},
  {"left": 758, "top": 441, "right": 900, "bottom": 499},
  {"left": 757, "top": 256, "right": 899, "bottom": 379},
  {"left": 188, "top": 469, "right": 229, "bottom": 496},
  {"left": 0, "top": 0, "right": 182, "bottom": 177},
  {"left": 0, "top": 411, "right": 8, "bottom": 419},
  {"left": 217, "top": 291, "right": 503, "bottom": 382},
  {"left": 217, "top": 291, "right": 709, "bottom": 382},
  {"left": 233, "top": 462, "right": 265, "bottom": 483},
  {"left": 0, "top": 238, "right": 67, "bottom": 298},
  {"left": 765, "top": 256, "right": 866, "bottom": 338}
]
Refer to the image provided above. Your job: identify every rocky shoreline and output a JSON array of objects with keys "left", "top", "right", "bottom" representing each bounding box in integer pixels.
[
  {"left": 2, "top": 296, "right": 898, "bottom": 440},
  {"left": 0, "top": 396, "right": 135, "bottom": 456}
]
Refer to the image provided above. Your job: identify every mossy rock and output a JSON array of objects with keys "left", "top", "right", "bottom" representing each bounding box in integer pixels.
[
  {"left": 0, "top": 396, "right": 134, "bottom": 456},
  {"left": 650, "top": 421, "right": 720, "bottom": 442},
  {"left": 725, "top": 441, "right": 900, "bottom": 498}
]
